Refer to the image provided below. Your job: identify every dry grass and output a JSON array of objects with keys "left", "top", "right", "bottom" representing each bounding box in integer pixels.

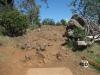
[{"left": 0, "top": 36, "right": 13, "bottom": 46}]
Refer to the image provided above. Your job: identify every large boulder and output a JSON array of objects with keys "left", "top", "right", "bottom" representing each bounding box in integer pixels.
[{"left": 68, "top": 19, "right": 85, "bottom": 30}]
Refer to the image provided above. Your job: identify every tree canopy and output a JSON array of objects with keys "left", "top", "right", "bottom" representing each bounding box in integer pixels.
[
  {"left": 71, "top": 0, "right": 100, "bottom": 24},
  {"left": 0, "top": 0, "right": 13, "bottom": 10}
]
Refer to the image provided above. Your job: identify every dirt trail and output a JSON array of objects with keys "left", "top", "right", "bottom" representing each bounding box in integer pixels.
[
  {"left": 0, "top": 25, "right": 99, "bottom": 75},
  {"left": 26, "top": 68, "right": 73, "bottom": 75}
]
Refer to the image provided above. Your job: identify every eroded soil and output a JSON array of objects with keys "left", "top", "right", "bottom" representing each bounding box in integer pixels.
[{"left": 0, "top": 25, "right": 99, "bottom": 75}]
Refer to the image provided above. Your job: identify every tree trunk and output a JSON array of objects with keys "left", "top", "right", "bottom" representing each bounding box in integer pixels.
[{"left": 98, "top": 14, "right": 100, "bottom": 24}]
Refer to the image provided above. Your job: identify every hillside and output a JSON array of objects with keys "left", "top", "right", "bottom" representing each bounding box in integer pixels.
[{"left": 0, "top": 25, "right": 99, "bottom": 75}]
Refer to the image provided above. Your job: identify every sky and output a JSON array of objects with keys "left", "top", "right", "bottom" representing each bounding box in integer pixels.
[
  {"left": 15, "top": 0, "right": 72, "bottom": 22},
  {"left": 36, "top": 0, "right": 72, "bottom": 22}
]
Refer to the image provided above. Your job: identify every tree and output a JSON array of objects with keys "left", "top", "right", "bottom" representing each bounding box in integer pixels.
[
  {"left": 71, "top": 0, "right": 100, "bottom": 24},
  {"left": 42, "top": 18, "right": 55, "bottom": 25},
  {"left": 20, "top": 0, "right": 48, "bottom": 25},
  {"left": 0, "top": 0, "right": 14, "bottom": 10},
  {"left": 0, "top": 0, "right": 48, "bottom": 36},
  {"left": 0, "top": 0, "right": 46, "bottom": 24},
  {"left": 56, "top": 21, "right": 62, "bottom": 26},
  {"left": 60, "top": 19, "right": 67, "bottom": 25}
]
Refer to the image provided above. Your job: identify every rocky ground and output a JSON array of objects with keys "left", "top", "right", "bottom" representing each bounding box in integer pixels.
[{"left": 0, "top": 25, "right": 99, "bottom": 75}]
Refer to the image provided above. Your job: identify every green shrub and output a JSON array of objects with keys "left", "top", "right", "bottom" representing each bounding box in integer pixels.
[
  {"left": 0, "top": 10, "right": 29, "bottom": 37},
  {"left": 67, "top": 27, "right": 86, "bottom": 51},
  {"left": 42, "top": 18, "right": 55, "bottom": 25},
  {"left": 73, "top": 27, "right": 86, "bottom": 40}
]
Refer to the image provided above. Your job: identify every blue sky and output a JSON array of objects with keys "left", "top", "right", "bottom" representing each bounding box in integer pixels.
[
  {"left": 36, "top": 0, "right": 72, "bottom": 22},
  {"left": 15, "top": 0, "right": 72, "bottom": 22}
]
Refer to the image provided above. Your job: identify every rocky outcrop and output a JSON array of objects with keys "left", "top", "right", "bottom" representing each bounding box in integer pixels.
[{"left": 65, "top": 14, "right": 100, "bottom": 47}]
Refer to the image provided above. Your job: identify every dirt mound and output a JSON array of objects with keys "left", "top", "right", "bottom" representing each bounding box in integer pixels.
[
  {"left": 14, "top": 25, "right": 67, "bottom": 65},
  {"left": 0, "top": 25, "right": 99, "bottom": 75}
]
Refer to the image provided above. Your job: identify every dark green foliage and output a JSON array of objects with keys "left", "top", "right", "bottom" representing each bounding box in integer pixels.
[
  {"left": 42, "top": 18, "right": 55, "bottom": 25},
  {"left": 0, "top": 0, "right": 13, "bottom": 11},
  {"left": 72, "top": 27, "right": 86, "bottom": 50},
  {"left": 73, "top": 27, "right": 86, "bottom": 40},
  {"left": 60, "top": 19, "right": 67, "bottom": 26},
  {"left": 67, "top": 27, "right": 86, "bottom": 51},
  {"left": 0, "top": 10, "right": 29, "bottom": 37},
  {"left": 0, "top": 25, "right": 5, "bottom": 35}
]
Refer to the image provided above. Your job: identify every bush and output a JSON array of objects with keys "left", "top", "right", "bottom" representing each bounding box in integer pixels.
[
  {"left": 0, "top": 10, "right": 29, "bottom": 37},
  {"left": 73, "top": 27, "right": 86, "bottom": 40},
  {"left": 67, "top": 27, "right": 86, "bottom": 51},
  {"left": 42, "top": 18, "right": 55, "bottom": 25}
]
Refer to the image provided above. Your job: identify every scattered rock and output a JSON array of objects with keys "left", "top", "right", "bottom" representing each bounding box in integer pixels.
[
  {"left": 36, "top": 51, "right": 48, "bottom": 64},
  {"left": 56, "top": 52, "right": 63, "bottom": 61},
  {"left": 19, "top": 42, "right": 32, "bottom": 50},
  {"left": 48, "top": 43, "right": 53, "bottom": 46},
  {"left": 36, "top": 51, "right": 45, "bottom": 59},
  {"left": 77, "top": 41, "right": 87, "bottom": 46},
  {"left": 36, "top": 42, "right": 47, "bottom": 51},
  {"left": 43, "top": 58, "right": 48, "bottom": 64},
  {"left": 20, "top": 45, "right": 26, "bottom": 50},
  {"left": 80, "top": 57, "right": 89, "bottom": 68},
  {"left": 37, "top": 28, "right": 41, "bottom": 32},
  {"left": 25, "top": 54, "right": 31, "bottom": 61}
]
